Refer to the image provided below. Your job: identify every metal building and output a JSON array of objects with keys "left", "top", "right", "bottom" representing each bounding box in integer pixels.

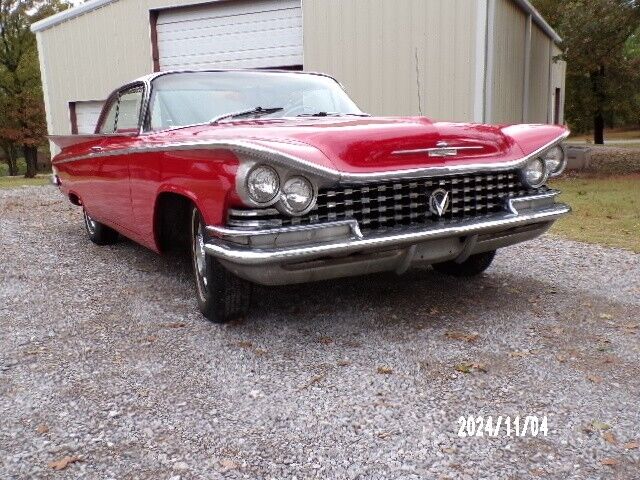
[{"left": 32, "top": 0, "right": 565, "bottom": 146}]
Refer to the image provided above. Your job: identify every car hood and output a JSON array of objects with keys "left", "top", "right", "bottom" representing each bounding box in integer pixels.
[{"left": 162, "top": 117, "right": 567, "bottom": 174}]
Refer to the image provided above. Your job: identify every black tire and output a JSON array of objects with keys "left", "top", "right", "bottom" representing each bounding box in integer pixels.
[
  {"left": 83, "top": 208, "right": 119, "bottom": 245},
  {"left": 432, "top": 250, "right": 496, "bottom": 277},
  {"left": 191, "top": 207, "right": 252, "bottom": 323}
]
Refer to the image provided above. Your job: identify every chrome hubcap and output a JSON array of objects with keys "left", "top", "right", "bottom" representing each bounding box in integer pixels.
[{"left": 193, "top": 214, "right": 208, "bottom": 292}]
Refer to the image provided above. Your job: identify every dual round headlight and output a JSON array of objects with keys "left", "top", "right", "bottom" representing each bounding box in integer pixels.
[
  {"left": 245, "top": 165, "right": 316, "bottom": 215},
  {"left": 281, "top": 176, "right": 315, "bottom": 214},
  {"left": 542, "top": 145, "right": 566, "bottom": 176},
  {"left": 246, "top": 165, "right": 280, "bottom": 203},
  {"left": 521, "top": 157, "right": 548, "bottom": 188},
  {"left": 520, "top": 144, "right": 566, "bottom": 188}
]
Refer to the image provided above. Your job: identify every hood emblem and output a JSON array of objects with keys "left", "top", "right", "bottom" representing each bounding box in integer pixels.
[
  {"left": 429, "top": 188, "right": 450, "bottom": 217},
  {"left": 391, "top": 142, "right": 483, "bottom": 157},
  {"left": 430, "top": 141, "right": 458, "bottom": 157}
]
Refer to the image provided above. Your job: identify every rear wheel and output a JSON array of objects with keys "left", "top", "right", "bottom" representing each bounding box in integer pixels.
[
  {"left": 432, "top": 250, "right": 496, "bottom": 277},
  {"left": 191, "top": 207, "right": 252, "bottom": 323},
  {"left": 83, "top": 208, "right": 119, "bottom": 245}
]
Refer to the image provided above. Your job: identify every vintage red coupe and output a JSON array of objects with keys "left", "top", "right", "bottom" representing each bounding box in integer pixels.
[{"left": 51, "top": 70, "right": 570, "bottom": 323}]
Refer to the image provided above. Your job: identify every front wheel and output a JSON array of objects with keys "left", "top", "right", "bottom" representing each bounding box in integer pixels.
[
  {"left": 432, "top": 250, "right": 496, "bottom": 277},
  {"left": 191, "top": 207, "right": 252, "bottom": 323},
  {"left": 83, "top": 208, "right": 119, "bottom": 245}
]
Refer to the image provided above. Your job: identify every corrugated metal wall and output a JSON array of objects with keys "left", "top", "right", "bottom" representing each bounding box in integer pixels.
[
  {"left": 302, "top": 0, "right": 479, "bottom": 121},
  {"left": 527, "top": 24, "right": 551, "bottom": 123},
  {"left": 489, "top": 0, "right": 526, "bottom": 124}
]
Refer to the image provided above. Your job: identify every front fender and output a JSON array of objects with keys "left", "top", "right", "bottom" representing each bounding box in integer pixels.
[{"left": 501, "top": 124, "right": 569, "bottom": 157}]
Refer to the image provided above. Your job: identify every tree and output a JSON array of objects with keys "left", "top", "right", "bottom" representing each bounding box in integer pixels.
[
  {"left": 532, "top": 0, "right": 640, "bottom": 144},
  {"left": 0, "top": 0, "right": 71, "bottom": 177}
]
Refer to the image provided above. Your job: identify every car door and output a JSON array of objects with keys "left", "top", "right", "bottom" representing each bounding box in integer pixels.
[{"left": 92, "top": 84, "right": 144, "bottom": 235}]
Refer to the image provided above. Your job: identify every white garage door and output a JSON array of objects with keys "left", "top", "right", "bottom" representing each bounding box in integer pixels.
[
  {"left": 156, "top": 0, "right": 303, "bottom": 70},
  {"left": 74, "top": 101, "right": 105, "bottom": 134}
]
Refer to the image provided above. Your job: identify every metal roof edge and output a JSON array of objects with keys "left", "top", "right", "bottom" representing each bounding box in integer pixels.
[
  {"left": 31, "top": 0, "right": 118, "bottom": 33},
  {"left": 511, "top": 0, "right": 562, "bottom": 43}
]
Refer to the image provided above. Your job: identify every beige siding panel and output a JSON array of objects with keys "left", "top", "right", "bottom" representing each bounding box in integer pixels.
[
  {"left": 303, "top": 0, "right": 478, "bottom": 121},
  {"left": 490, "top": 0, "right": 526, "bottom": 124},
  {"left": 550, "top": 44, "right": 566, "bottom": 124},
  {"left": 526, "top": 24, "right": 550, "bottom": 123}
]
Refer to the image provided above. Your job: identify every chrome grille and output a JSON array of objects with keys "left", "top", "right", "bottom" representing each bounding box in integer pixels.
[{"left": 228, "top": 170, "right": 547, "bottom": 231}]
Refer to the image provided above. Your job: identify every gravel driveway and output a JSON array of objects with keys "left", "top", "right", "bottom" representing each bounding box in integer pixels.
[{"left": 1, "top": 186, "right": 639, "bottom": 479}]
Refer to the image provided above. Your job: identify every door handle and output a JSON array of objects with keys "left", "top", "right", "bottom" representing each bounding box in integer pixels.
[{"left": 90, "top": 146, "right": 103, "bottom": 153}]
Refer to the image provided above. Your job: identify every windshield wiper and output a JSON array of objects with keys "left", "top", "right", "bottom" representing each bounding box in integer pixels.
[
  {"left": 296, "top": 112, "right": 371, "bottom": 117},
  {"left": 210, "top": 107, "right": 284, "bottom": 124}
]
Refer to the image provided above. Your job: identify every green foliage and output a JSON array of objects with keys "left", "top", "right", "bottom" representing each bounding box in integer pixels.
[
  {"left": 0, "top": 156, "right": 25, "bottom": 175},
  {"left": 0, "top": 0, "right": 71, "bottom": 176},
  {"left": 625, "top": 27, "right": 640, "bottom": 58},
  {"left": 532, "top": 0, "right": 640, "bottom": 138}
]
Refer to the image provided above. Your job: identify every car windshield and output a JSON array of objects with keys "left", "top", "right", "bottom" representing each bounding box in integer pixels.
[{"left": 148, "top": 71, "right": 364, "bottom": 130}]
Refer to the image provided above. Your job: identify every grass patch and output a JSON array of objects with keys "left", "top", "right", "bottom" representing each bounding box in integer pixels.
[
  {"left": 550, "top": 175, "right": 640, "bottom": 252},
  {"left": 0, "top": 175, "right": 50, "bottom": 189}
]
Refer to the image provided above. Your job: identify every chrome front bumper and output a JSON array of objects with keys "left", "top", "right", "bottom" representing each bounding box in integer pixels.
[{"left": 204, "top": 193, "right": 570, "bottom": 285}]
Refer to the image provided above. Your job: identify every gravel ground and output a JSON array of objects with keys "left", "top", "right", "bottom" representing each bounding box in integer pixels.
[{"left": 1, "top": 186, "right": 639, "bottom": 480}]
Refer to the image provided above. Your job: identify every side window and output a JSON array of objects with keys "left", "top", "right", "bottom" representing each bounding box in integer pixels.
[
  {"left": 98, "top": 97, "right": 118, "bottom": 133},
  {"left": 116, "top": 87, "right": 143, "bottom": 132},
  {"left": 98, "top": 85, "right": 144, "bottom": 134}
]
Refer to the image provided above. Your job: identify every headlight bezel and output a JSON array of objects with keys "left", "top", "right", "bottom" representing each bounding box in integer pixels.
[
  {"left": 236, "top": 160, "right": 320, "bottom": 214},
  {"left": 519, "top": 141, "right": 567, "bottom": 188}
]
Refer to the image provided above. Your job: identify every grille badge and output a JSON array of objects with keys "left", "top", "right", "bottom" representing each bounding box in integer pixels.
[{"left": 429, "top": 188, "right": 450, "bottom": 217}]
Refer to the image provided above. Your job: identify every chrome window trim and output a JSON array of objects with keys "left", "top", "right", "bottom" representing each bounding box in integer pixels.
[
  {"left": 94, "top": 80, "right": 150, "bottom": 135},
  {"left": 53, "top": 131, "right": 570, "bottom": 185},
  {"left": 142, "top": 69, "right": 345, "bottom": 91}
]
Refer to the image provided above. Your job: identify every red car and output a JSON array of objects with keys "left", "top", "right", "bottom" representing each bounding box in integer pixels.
[{"left": 51, "top": 70, "right": 570, "bottom": 323}]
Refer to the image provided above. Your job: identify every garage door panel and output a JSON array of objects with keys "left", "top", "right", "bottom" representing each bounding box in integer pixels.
[
  {"left": 159, "top": 28, "right": 302, "bottom": 59},
  {"left": 161, "top": 47, "right": 303, "bottom": 70},
  {"left": 157, "top": 0, "right": 303, "bottom": 71},
  {"left": 74, "top": 101, "right": 104, "bottom": 134},
  {"left": 157, "top": 7, "right": 301, "bottom": 37},
  {"left": 157, "top": 0, "right": 300, "bottom": 26}
]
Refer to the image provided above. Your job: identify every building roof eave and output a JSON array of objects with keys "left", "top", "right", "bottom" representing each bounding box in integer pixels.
[
  {"left": 511, "top": 0, "right": 562, "bottom": 44},
  {"left": 31, "top": 0, "right": 118, "bottom": 33}
]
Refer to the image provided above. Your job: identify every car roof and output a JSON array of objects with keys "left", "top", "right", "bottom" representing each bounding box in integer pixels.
[{"left": 132, "top": 69, "right": 338, "bottom": 85}]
